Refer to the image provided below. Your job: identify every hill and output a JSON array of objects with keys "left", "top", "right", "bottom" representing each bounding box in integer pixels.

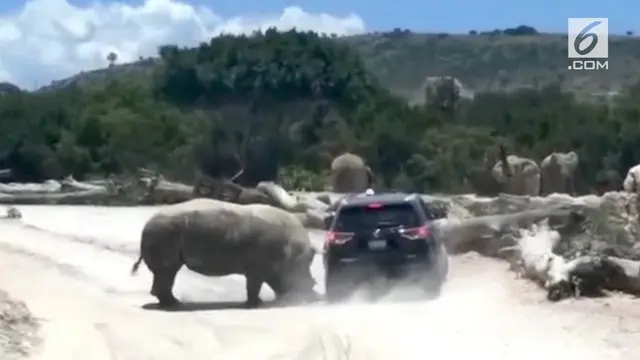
[
  {"left": 36, "top": 29, "right": 640, "bottom": 102},
  {"left": 1, "top": 29, "right": 640, "bottom": 195},
  {"left": 346, "top": 30, "right": 640, "bottom": 101}
]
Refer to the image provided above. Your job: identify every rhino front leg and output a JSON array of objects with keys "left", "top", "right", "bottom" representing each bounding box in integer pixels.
[
  {"left": 245, "top": 275, "right": 264, "bottom": 308},
  {"left": 267, "top": 276, "right": 296, "bottom": 305},
  {"left": 151, "top": 267, "right": 180, "bottom": 308},
  {"left": 267, "top": 274, "right": 318, "bottom": 305},
  {"left": 266, "top": 276, "right": 284, "bottom": 298}
]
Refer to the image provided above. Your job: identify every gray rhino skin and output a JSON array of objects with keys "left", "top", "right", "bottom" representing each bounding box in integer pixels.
[
  {"left": 540, "top": 151, "right": 579, "bottom": 195},
  {"left": 492, "top": 155, "right": 540, "bottom": 196},
  {"left": 131, "top": 198, "right": 318, "bottom": 308},
  {"left": 330, "top": 152, "right": 372, "bottom": 193}
]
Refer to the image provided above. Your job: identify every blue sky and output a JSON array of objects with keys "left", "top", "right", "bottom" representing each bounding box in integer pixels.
[
  {"left": 0, "top": 0, "right": 634, "bottom": 88},
  {"left": 2, "top": 0, "right": 631, "bottom": 34}
]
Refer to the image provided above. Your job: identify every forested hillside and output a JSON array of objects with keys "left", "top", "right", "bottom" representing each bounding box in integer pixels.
[
  {"left": 1, "top": 29, "right": 639, "bottom": 194},
  {"left": 40, "top": 27, "right": 640, "bottom": 101},
  {"left": 346, "top": 29, "right": 640, "bottom": 101}
]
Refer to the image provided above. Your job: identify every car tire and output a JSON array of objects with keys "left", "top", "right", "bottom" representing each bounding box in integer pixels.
[
  {"left": 429, "top": 243, "right": 449, "bottom": 297},
  {"left": 417, "top": 242, "right": 448, "bottom": 299},
  {"left": 423, "top": 275, "right": 443, "bottom": 299},
  {"left": 325, "top": 269, "right": 354, "bottom": 303}
]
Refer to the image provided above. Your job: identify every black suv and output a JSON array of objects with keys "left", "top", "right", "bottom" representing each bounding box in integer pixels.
[{"left": 323, "top": 192, "right": 449, "bottom": 302}]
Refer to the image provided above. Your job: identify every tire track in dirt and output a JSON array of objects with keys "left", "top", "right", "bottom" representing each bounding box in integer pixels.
[{"left": 0, "top": 244, "right": 229, "bottom": 360}]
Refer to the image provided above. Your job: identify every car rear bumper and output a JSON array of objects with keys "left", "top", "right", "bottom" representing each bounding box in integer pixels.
[
  {"left": 324, "top": 251, "right": 433, "bottom": 278},
  {"left": 324, "top": 243, "right": 448, "bottom": 301}
]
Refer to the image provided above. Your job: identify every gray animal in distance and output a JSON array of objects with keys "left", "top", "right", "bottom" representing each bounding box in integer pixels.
[
  {"left": 131, "top": 198, "right": 318, "bottom": 308},
  {"left": 540, "top": 151, "right": 579, "bottom": 195},
  {"left": 492, "top": 151, "right": 540, "bottom": 196},
  {"left": 330, "top": 152, "right": 373, "bottom": 193}
]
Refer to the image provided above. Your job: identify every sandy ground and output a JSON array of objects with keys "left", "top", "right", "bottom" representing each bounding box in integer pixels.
[{"left": 0, "top": 205, "right": 639, "bottom": 359}]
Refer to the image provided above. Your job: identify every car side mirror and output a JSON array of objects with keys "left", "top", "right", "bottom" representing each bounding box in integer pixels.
[{"left": 323, "top": 214, "right": 334, "bottom": 230}]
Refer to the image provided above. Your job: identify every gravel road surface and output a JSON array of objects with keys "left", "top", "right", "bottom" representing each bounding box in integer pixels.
[{"left": 1, "top": 205, "right": 639, "bottom": 359}]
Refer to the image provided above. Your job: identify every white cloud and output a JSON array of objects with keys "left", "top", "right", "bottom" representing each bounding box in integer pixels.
[{"left": 0, "top": 0, "right": 366, "bottom": 89}]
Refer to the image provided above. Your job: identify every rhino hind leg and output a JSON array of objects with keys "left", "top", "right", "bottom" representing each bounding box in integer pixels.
[
  {"left": 151, "top": 267, "right": 181, "bottom": 307},
  {"left": 245, "top": 275, "right": 264, "bottom": 308}
]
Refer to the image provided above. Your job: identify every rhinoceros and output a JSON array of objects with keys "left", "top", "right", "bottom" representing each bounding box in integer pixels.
[{"left": 130, "top": 198, "right": 318, "bottom": 308}]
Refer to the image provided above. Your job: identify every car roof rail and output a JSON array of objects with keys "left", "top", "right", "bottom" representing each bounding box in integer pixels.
[{"left": 404, "top": 193, "right": 418, "bottom": 201}]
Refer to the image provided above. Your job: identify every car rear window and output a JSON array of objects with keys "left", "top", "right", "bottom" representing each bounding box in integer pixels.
[{"left": 333, "top": 203, "right": 420, "bottom": 232}]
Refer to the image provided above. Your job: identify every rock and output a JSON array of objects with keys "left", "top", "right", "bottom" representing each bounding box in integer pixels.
[
  {"left": 1, "top": 207, "right": 21, "bottom": 220},
  {"left": 0, "top": 290, "right": 40, "bottom": 360}
]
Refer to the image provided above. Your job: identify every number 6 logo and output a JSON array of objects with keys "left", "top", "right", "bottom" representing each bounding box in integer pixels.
[{"left": 574, "top": 21, "right": 602, "bottom": 56}]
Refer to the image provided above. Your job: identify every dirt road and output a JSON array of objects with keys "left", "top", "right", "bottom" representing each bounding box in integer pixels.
[{"left": 1, "top": 205, "right": 639, "bottom": 359}]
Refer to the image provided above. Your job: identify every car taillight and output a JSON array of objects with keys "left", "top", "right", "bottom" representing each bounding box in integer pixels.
[
  {"left": 326, "top": 231, "right": 354, "bottom": 245},
  {"left": 401, "top": 225, "right": 430, "bottom": 240}
]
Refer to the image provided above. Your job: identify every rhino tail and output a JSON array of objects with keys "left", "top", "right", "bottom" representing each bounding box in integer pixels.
[{"left": 131, "top": 254, "right": 143, "bottom": 275}]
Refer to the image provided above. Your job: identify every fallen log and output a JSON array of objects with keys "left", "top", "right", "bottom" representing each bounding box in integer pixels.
[
  {"left": 257, "top": 181, "right": 306, "bottom": 212},
  {"left": 601, "top": 256, "right": 640, "bottom": 295},
  {"left": 440, "top": 205, "right": 575, "bottom": 255},
  {"left": 441, "top": 191, "right": 640, "bottom": 300},
  {"left": 0, "top": 188, "right": 112, "bottom": 205},
  {"left": 512, "top": 221, "right": 568, "bottom": 295},
  {"left": 236, "top": 187, "right": 272, "bottom": 205},
  {"left": 192, "top": 174, "right": 221, "bottom": 198},
  {"left": 140, "top": 172, "right": 273, "bottom": 206},
  {"left": 258, "top": 182, "right": 330, "bottom": 213},
  {"left": 191, "top": 173, "right": 271, "bottom": 205},
  {"left": 0, "top": 180, "right": 61, "bottom": 194},
  {"left": 137, "top": 168, "right": 332, "bottom": 215},
  {"left": 85, "top": 179, "right": 112, "bottom": 187},
  {"left": 315, "top": 194, "right": 331, "bottom": 205},
  {"left": 294, "top": 209, "right": 328, "bottom": 230},
  {"left": 61, "top": 175, "right": 110, "bottom": 192},
  {"left": 140, "top": 177, "right": 193, "bottom": 204},
  {"left": 137, "top": 169, "right": 194, "bottom": 204},
  {"left": 301, "top": 194, "right": 330, "bottom": 213},
  {"left": 507, "top": 220, "right": 640, "bottom": 301},
  {"left": 146, "top": 179, "right": 193, "bottom": 196}
]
